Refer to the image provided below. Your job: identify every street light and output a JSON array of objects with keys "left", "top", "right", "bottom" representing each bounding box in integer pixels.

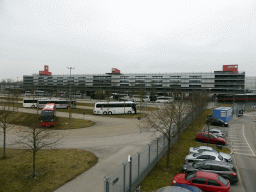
[
  {"left": 67, "top": 67, "right": 75, "bottom": 98},
  {"left": 67, "top": 67, "right": 74, "bottom": 123}
]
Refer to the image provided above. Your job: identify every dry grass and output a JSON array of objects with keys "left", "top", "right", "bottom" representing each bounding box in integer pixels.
[{"left": 0, "top": 148, "right": 98, "bottom": 192}]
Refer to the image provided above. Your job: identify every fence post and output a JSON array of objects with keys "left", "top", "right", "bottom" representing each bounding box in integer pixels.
[
  {"left": 138, "top": 152, "right": 140, "bottom": 186},
  {"left": 129, "top": 156, "right": 132, "bottom": 192},
  {"left": 105, "top": 177, "right": 110, "bottom": 192},
  {"left": 123, "top": 163, "right": 126, "bottom": 192},
  {"left": 157, "top": 138, "right": 159, "bottom": 162},
  {"left": 148, "top": 144, "right": 151, "bottom": 174},
  {"left": 163, "top": 134, "right": 166, "bottom": 152}
]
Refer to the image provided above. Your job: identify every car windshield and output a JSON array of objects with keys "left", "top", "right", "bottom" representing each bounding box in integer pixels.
[
  {"left": 219, "top": 175, "right": 229, "bottom": 186},
  {"left": 218, "top": 155, "right": 223, "bottom": 160},
  {"left": 185, "top": 172, "right": 196, "bottom": 180},
  {"left": 193, "top": 162, "right": 204, "bottom": 169},
  {"left": 193, "top": 153, "right": 200, "bottom": 157},
  {"left": 193, "top": 147, "right": 199, "bottom": 150}
]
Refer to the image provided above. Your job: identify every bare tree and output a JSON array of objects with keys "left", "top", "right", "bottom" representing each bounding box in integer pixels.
[
  {"left": 142, "top": 104, "right": 178, "bottom": 168},
  {"left": 171, "top": 95, "right": 191, "bottom": 149},
  {"left": 95, "top": 88, "right": 103, "bottom": 102},
  {"left": 0, "top": 91, "right": 14, "bottom": 158},
  {"left": 15, "top": 116, "right": 63, "bottom": 178}
]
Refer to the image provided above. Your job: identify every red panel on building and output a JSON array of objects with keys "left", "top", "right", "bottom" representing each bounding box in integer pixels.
[
  {"left": 223, "top": 65, "right": 238, "bottom": 73},
  {"left": 112, "top": 68, "right": 120, "bottom": 74},
  {"left": 39, "top": 65, "right": 52, "bottom": 75}
]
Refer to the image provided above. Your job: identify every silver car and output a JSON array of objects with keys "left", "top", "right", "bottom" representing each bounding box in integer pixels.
[
  {"left": 185, "top": 151, "right": 226, "bottom": 163},
  {"left": 189, "top": 146, "right": 232, "bottom": 162},
  {"left": 209, "top": 129, "right": 225, "bottom": 138}
]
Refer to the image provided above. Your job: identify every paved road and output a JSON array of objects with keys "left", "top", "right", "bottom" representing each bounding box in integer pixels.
[
  {"left": 1, "top": 106, "right": 160, "bottom": 192},
  {"left": 228, "top": 113, "right": 256, "bottom": 192}
]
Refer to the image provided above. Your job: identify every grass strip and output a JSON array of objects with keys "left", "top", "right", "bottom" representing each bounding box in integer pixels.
[
  {"left": 139, "top": 109, "right": 231, "bottom": 192},
  {"left": 0, "top": 111, "right": 94, "bottom": 130},
  {"left": 0, "top": 148, "right": 98, "bottom": 192}
]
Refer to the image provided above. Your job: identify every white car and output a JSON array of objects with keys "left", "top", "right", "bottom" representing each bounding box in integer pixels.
[
  {"left": 185, "top": 151, "right": 226, "bottom": 163},
  {"left": 189, "top": 146, "right": 232, "bottom": 162},
  {"left": 209, "top": 129, "right": 225, "bottom": 138}
]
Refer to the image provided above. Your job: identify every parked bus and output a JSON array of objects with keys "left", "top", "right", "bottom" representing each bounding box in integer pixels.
[
  {"left": 155, "top": 96, "right": 173, "bottom": 103},
  {"left": 23, "top": 99, "right": 38, "bottom": 108},
  {"left": 37, "top": 98, "right": 76, "bottom": 109},
  {"left": 217, "top": 93, "right": 256, "bottom": 102},
  {"left": 93, "top": 101, "right": 137, "bottom": 115},
  {"left": 40, "top": 103, "right": 56, "bottom": 127}
]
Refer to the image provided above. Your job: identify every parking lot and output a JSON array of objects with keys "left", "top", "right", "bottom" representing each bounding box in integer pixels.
[{"left": 204, "top": 113, "right": 256, "bottom": 192}]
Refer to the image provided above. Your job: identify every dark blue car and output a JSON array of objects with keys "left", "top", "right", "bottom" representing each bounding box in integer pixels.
[{"left": 174, "top": 183, "right": 202, "bottom": 192}]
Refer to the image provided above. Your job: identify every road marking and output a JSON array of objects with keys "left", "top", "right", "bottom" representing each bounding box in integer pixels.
[
  {"left": 233, "top": 149, "right": 251, "bottom": 151},
  {"left": 242, "top": 125, "right": 256, "bottom": 156},
  {"left": 233, "top": 152, "right": 255, "bottom": 156}
]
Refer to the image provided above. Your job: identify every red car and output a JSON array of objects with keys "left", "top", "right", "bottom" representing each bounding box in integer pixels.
[
  {"left": 195, "top": 132, "right": 226, "bottom": 145},
  {"left": 172, "top": 171, "right": 230, "bottom": 192}
]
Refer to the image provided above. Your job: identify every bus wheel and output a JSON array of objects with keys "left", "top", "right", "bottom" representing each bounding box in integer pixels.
[
  {"left": 103, "top": 111, "right": 107, "bottom": 115},
  {"left": 128, "top": 111, "right": 131, "bottom": 114},
  {"left": 31, "top": 105, "right": 35, "bottom": 108},
  {"left": 108, "top": 111, "right": 112, "bottom": 115}
]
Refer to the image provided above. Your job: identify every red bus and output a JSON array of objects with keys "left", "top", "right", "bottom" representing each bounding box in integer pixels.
[{"left": 40, "top": 103, "right": 56, "bottom": 127}]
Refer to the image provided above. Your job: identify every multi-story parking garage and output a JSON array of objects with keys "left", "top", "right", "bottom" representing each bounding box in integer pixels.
[{"left": 23, "top": 65, "right": 245, "bottom": 97}]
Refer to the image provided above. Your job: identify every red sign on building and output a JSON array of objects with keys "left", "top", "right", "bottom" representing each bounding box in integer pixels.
[
  {"left": 223, "top": 65, "right": 238, "bottom": 73},
  {"left": 39, "top": 65, "right": 52, "bottom": 76}
]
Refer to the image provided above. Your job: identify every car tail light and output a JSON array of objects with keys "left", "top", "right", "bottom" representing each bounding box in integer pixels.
[{"left": 230, "top": 173, "right": 237, "bottom": 176}]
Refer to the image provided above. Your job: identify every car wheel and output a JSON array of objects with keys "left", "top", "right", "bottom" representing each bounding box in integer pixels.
[
  {"left": 103, "top": 111, "right": 107, "bottom": 115},
  {"left": 217, "top": 141, "right": 222, "bottom": 145},
  {"left": 108, "top": 111, "right": 112, "bottom": 115},
  {"left": 198, "top": 139, "right": 203, "bottom": 143}
]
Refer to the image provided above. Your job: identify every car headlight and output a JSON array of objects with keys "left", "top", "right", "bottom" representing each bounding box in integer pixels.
[{"left": 173, "top": 180, "right": 176, "bottom": 184}]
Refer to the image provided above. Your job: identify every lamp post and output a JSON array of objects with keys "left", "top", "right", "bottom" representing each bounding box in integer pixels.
[{"left": 67, "top": 67, "right": 74, "bottom": 123}]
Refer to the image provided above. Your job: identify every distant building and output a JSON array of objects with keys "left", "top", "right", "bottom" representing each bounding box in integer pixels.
[{"left": 23, "top": 65, "right": 245, "bottom": 97}]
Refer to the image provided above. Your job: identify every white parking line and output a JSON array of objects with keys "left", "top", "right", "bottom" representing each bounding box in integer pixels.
[
  {"left": 242, "top": 125, "right": 256, "bottom": 157},
  {"left": 233, "top": 152, "right": 255, "bottom": 156},
  {"left": 233, "top": 149, "right": 251, "bottom": 151}
]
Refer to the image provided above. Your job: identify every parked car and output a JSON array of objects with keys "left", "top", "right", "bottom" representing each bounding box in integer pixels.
[
  {"left": 185, "top": 151, "right": 226, "bottom": 163},
  {"left": 189, "top": 146, "right": 232, "bottom": 162},
  {"left": 209, "top": 129, "right": 225, "bottom": 138},
  {"left": 153, "top": 186, "right": 194, "bottom": 192},
  {"left": 195, "top": 132, "right": 226, "bottom": 145},
  {"left": 174, "top": 183, "right": 203, "bottom": 192},
  {"left": 206, "top": 117, "right": 229, "bottom": 127},
  {"left": 182, "top": 160, "right": 238, "bottom": 184},
  {"left": 172, "top": 171, "right": 230, "bottom": 192}
]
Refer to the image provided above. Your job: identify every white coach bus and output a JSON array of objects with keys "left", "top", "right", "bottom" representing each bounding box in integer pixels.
[
  {"left": 93, "top": 101, "right": 137, "bottom": 115},
  {"left": 23, "top": 99, "right": 38, "bottom": 108}
]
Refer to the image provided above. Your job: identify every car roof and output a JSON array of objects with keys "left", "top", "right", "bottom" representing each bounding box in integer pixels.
[
  {"left": 154, "top": 186, "right": 191, "bottom": 192},
  {"left": 210, "top": 129, "right": 222, "bottom": 132},
  {"left": 174, "top": 183, "right": 202, "bottom": 192},
  {"left": 203, "top": 160, "right": 233, "bottom": 167},
  {"left": 200, "top": 151, "right": 218, "bottom": 156},
  {"left": 196, "top": 146, "right": 213, "bottom": 150},
  {"left": 200, "top": 132, "right": 213, "bottom": 135},
  {"left": 196, "top": 171, "right": 218, "bottom": 179}
]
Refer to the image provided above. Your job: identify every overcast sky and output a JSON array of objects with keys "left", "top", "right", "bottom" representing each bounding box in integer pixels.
[{"left": 1, "top": 0, "right": 256, "bottom": 81}]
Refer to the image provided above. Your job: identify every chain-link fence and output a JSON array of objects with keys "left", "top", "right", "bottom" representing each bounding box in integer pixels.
[{"left": 104, "top": 110, "right": 199, "bottom": 192}]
